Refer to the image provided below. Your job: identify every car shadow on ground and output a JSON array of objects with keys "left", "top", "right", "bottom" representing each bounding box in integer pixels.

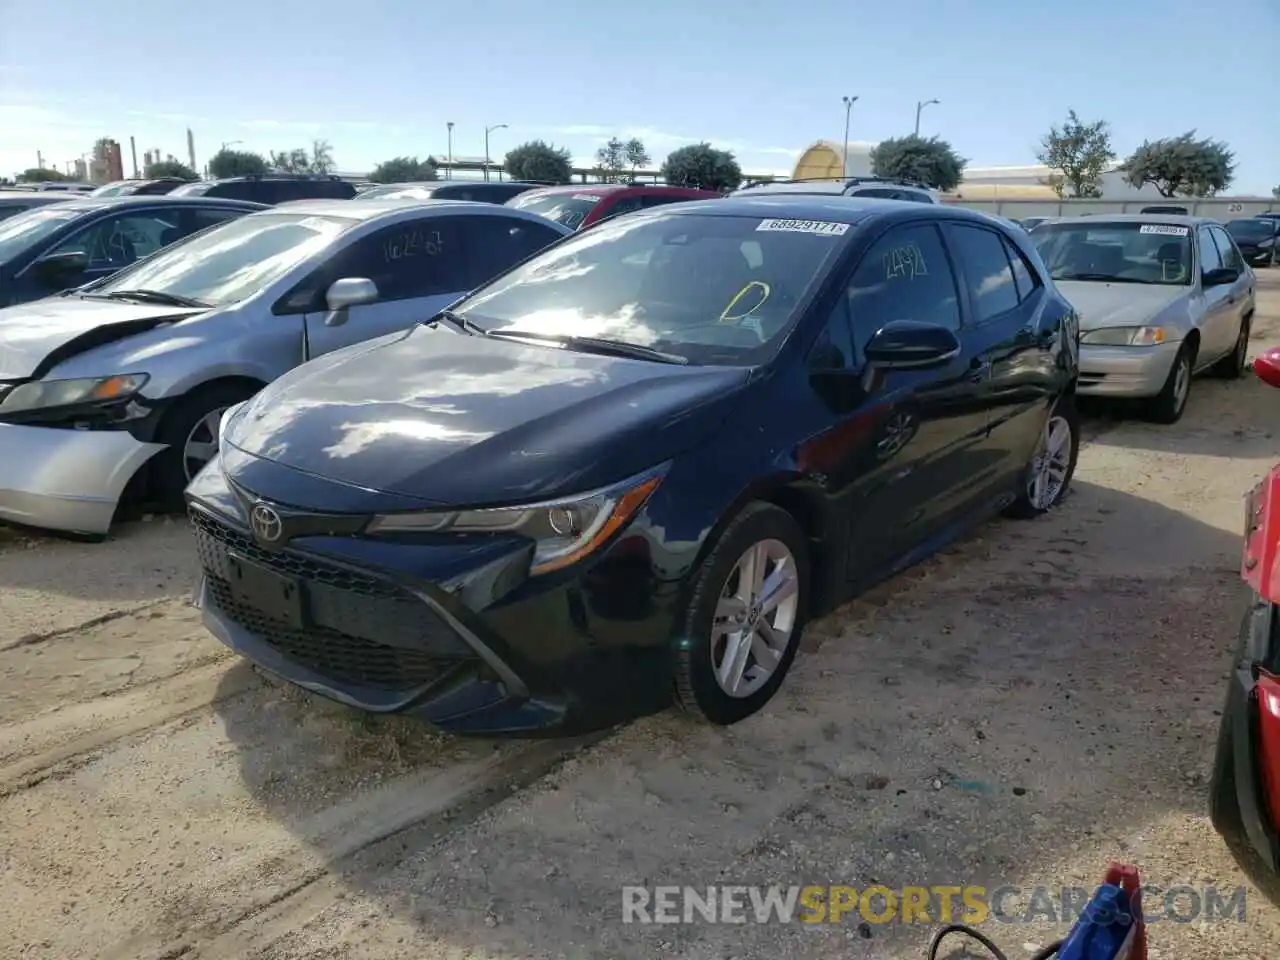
[{"left": 206, "top": 477, "right": 1265, "bottom": 957}]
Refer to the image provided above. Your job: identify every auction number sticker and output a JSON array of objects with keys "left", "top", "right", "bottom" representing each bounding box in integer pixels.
[
  {"left": 757, "top": 218, "right": 849, "bottom": 236},
  {"left": 1138, "top": 224, "right": 1189, "bottom": 236}
]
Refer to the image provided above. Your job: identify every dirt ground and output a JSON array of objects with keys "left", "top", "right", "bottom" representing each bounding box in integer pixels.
[{"left": 5, "top": 276, "right": 1280, "bottom": 960}]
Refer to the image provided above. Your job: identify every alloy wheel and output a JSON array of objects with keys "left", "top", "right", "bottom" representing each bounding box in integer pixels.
[
  {"left": 1028, "top": 414, "right": 1073, "bottom": 511},
  {"left": 182, "top": 407, "right": 227, "bottom": 481},
  {"left": 710, "top": 539, "right": 799, "bottom": 698}
]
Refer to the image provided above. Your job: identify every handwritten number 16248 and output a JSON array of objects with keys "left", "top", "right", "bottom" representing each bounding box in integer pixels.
[{"left": 384, "top": 230, "right": 442, "bottom": 262}]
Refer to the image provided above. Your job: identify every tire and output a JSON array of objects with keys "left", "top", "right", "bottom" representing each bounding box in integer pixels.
[
  {"left": 1004, "top": 393, "right": 1080, "bottom": 519},
  {"left": 152, "top": 382, "right": 261, "bottom": 509},
  {"left": 673, "top": 502, "right": 810, "bottom": 725},
  {"left": 1210, "top": 314, "right": 1251, "bottom": 379},
  {"left": 1145, "top": 341, "right": 1195, "bottom": 425}
]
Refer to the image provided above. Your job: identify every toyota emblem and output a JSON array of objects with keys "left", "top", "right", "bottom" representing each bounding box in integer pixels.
[{"left": 250, "top": 503, "right": 283, "bottom": 543}]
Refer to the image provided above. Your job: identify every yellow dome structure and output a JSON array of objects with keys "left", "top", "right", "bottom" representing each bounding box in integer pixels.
[{"left": 792, "top": 140, "right": 874, "bottom": 180}]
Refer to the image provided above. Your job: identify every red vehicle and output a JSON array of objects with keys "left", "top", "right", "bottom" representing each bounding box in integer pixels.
[
  {"left": 505, "top": 183, "right": 722, "bottom": 231},
  {"left": 1211, "top": 345, "right": 1280, "bottom": 899}
]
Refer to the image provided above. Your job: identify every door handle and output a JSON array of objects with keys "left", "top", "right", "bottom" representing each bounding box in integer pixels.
[{"left": 968, "top": 358, "right": 990, "bottom": 383}]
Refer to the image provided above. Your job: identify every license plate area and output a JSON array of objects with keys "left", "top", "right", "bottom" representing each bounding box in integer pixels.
[{"left": 226, "top": 551, "right": 307, "bottom": 629}]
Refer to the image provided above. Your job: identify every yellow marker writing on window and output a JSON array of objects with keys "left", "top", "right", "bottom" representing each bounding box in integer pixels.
[{"left": 720, "top": 281, "right": 771, "bottom": 322}]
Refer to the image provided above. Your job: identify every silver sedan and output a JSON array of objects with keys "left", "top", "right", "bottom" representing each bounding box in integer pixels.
[{"left": 1031, "top": 214, "right": 1256, "bottom": 423}]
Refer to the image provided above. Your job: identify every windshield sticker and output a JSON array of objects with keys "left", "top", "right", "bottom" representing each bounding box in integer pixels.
[
  {"left": 1139, "top": 224, "right": 1189, "bottom": 236},
  {"left": 884, "top": 243, "right": 929, "bottom": 280},
  {"left": 756, "top": 218, "right": 850, "bottom": 237},
  {"left": 573, "top": 194, "right": 603, "bottom": 203},
  {"left": 383, "top": 229, "right": 443, "bottom": 262}
]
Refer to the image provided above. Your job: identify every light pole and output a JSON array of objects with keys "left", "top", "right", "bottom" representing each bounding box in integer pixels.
[
  {"left": 914, "top": 99, "right": 939, "bottom": 137},
  {"left": 446, "top": 122, "right": 454, "bottom": 180},
  {"left": 484, "top": 123, "right": 507, "bottom": 181},
  {"left": 841, "top": 96, "right": 858, "bottom": 178}
]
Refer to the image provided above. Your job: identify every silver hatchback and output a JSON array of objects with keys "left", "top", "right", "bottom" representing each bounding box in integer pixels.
[{"left": 0, "top": 199, "right": 572, "bottom": 535}]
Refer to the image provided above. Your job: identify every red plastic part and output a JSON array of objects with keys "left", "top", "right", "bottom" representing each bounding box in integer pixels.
[
  {"left": 1255, "top": 349, "right": 1280, "bottom": 389},
  {"left": 1242, "top": 468, "right": 1280, "bottom": 604},
  {"left": 1103, "top": 863, "right": 1148, "bottom": 960},
  {"left": 1256, "top": 673, "right": 1280, "bottom": 834}
]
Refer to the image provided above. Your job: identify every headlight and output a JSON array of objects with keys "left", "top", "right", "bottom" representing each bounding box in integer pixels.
[
  {"left": 365, "top": 466, "right": 667, "bottom": 575},
  {"left": 0, "top": 373, "right": 149, "bottom": 414},
  {"left": 1080, "top": 326, "right": 1167, "bottom": 346}
]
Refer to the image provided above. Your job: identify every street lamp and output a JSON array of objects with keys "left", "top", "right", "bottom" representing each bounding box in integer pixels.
[
  {"left": 841, "top": 96, "right": 859, "bottom": 178},
  {"left": 914, "top": 99, "right": 940, "bottom": 137},
  {"left": 484, "top": 123, "right": 508, "bottom": 181},
  {"left": 446, "top": 122, "right": 454, "bottom": 180}
]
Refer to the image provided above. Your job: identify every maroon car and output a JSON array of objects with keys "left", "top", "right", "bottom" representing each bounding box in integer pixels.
[{"left": 506, "top": 183, "right": 722, "bottom": 231}]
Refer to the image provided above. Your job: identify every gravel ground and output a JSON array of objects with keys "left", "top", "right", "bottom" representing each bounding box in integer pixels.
[{"left": 3, "top": 274, "right": 1280, "bottom": 960}]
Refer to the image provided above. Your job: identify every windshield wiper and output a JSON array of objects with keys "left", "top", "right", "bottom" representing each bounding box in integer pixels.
[
  {"left": 424, "top": 308, "right": 487, "bottom": 336},
  {"left": 1053, "top": 272, "right": 1142, "bottom": 284},
  {"left": 100, "top": 289, "right": 209, "bottom": 308},
  {"left": 484, "top": 329, "right": 689, "bottom": 365}
]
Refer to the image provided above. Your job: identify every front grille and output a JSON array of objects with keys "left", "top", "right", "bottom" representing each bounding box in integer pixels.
[
  {"left": 1078, "top": 372, "right": 1108, "bottom": 387},
  {"left": 192, "top": 508, "right": 472, "bottom": 692}
]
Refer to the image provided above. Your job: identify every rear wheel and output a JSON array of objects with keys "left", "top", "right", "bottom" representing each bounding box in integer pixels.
[
  {"left": 152, "top": 382, "right": 261, "bottom": 509},
  {"left": 673, "top": 502, "right": 809, "bottom": 725},
  {"left": 1145, "top": 342, "right": 1195, "bottom": 424},
  {"left": 1004, "top": 394, "right": 1079, "bottom": 519},
  {"left": 1211, "top": 315, "right": 1251, "bottom": 379}
]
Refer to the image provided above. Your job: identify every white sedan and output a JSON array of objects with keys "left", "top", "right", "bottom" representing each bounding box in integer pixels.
[{"left": 1032, "top": 215, "right": 1255, "bottom": 423}]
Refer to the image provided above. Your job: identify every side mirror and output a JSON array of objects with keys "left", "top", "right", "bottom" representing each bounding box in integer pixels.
[
  {"left": 864, "top": 320, "right": 962, "bottom": 369},
  {"left": 34, "top": 250, "right": 89, "bottom": 284},
  {"left": 1254, "top": 348, "right": 1280, "bottom": 389},
  {"left": 1203, "top": 266, "right": 1240, "bottom": 287},
  {"left": 324, "top": 278, "right": 378, "bottom": 326}
]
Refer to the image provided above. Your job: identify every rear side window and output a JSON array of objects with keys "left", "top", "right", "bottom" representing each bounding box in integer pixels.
[
  {"left": 853, "top": 188, "right": 900, "bottom": 199},
  {"left": 945, "top": 224, "right": 1019, "bottom": 323},
  {"left": 898, "top": 190, "right": 934, "bottom": 203},
  {"left": 463, "top": 215, "right": 565, "bottom": 287}
]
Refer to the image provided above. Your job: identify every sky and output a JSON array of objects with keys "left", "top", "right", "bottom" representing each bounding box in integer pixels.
[{"left": 2, "top": 0, "right": 1277, "bottom": 193}]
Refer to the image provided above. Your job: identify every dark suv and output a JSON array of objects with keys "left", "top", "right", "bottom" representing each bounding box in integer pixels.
[
  {"left": 170, "top": 175, "right": 356, "bottom": 205},
  {"left": 732, "top": 176, "right": 939, "bottom": 204}
]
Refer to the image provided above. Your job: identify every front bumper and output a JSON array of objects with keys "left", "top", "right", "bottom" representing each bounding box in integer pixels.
[
  {"left": 0, "top": 423, "right": 164, "bottom": 534},
  {"left": 1076, "top": 339, "right": 1182, "bottom": 398},
  {"left": 187, "top": 465, "right": 681, "bottom": 736},
  {"left": 1211, "top": 598, "right": 1280, "bottom": 892}
]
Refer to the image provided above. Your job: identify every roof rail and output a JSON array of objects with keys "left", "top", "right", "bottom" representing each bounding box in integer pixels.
[{"left": 740, "top": 175, "right": 934, "bottom": 192}]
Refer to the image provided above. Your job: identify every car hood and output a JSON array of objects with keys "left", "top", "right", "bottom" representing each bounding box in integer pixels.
[
  {"left": 0, "top": 296, "right": 206, "bottom": 380},
  {"left": 225, "top": 324, "right": 753, "bottom": 506},
  {"left": 1054, "top": 281, "right": 1189, "bottom": 332}
]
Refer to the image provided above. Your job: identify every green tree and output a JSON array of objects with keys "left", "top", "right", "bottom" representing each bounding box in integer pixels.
[
  {"left": 661, "top": 143, "right": 742, "bottom": 191},
  {"left": 503, "top": 140, "right": 574, "bottom": 184},
  {"left": 310, "top": 139, "right": 335, "bottom": 174},
  {"left": 19, "top": 167, "right": 70, "bottom": 183},
  {"left": 270, "top": 147, "right": 313, "bottom": 174},
  {"left": 1120, "top": 131, "right": 1236, "bottom": 197},
  {"left": 144, "top": 159, "right": 198, "bottom": 181},
  {"left": 595, "top": 137, "right": 627, "bottom": 183},
  {"left": 1035, "top": 110, "right": 1115, "bottom": 199},
  {"left": 624, "top": 138, "right": 651, "bottom": 179},
  {"left": 208, "top": 148, "right": 269, "bottom": 179},
  {"left": 869, "top": 135, "right": 966, "bottom": 192},
  {"left": 368, "top": 156, "right": 438, "bottom": 183}
]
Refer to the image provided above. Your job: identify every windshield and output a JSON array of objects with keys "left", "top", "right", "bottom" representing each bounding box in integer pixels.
[
  {"left": 507, "top": 192, "right": 602, "bottom": 229},
  {"left": 454, "top": 211, "right": 847, "bottom": 365},
  {"left": 357, "top": 184, "right": 435, "bottom": 200},
  {"left": 1031, "top": 221, "right": 1192, "bottom": 285},
  {"left": 88, "top": 212, "right": 352, "bottom": 307},
  {"left": 1227, "top": 219, "right": 1274, "bottom": 241},
  {"left": 0, "top": 205, "right": 84, "bottom": 263},
  {"left": 168, "top": 182, "right": 212, "bottom": 197}
]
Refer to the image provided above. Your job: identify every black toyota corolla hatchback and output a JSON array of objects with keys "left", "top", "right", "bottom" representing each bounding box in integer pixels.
[{"left": 188, "top": 196, "right": 1081, "bottom": 736}]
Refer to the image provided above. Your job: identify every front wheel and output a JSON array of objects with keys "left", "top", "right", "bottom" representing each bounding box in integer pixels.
[
  {"left": 1004, "top": 394, "right": 1080, "bottom": 519},
  {"left": 152, "top": 382, "right": 261, "bottom": 509},
  {"left": 1145, "top": 342, "right": 1194, "bottom": 424},
  {"left": 673, "top": 502, "right": 810, "bottom": 725}
]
